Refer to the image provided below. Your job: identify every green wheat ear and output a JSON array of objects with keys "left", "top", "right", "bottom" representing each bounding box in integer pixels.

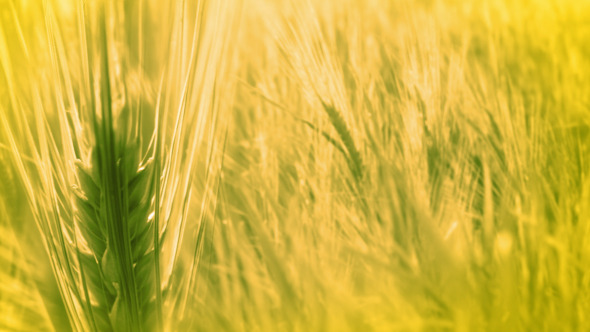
[
  {"left": 319, "top": 99, "right": 364, "bottom": 183},
  {"left": 73, "top": 136, "right": 156, "bottom": 332}
]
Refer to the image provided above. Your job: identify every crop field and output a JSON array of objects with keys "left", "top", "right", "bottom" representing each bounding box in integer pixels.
[{"left": 1, "top": 0, "right": 590, "bottom": 331}]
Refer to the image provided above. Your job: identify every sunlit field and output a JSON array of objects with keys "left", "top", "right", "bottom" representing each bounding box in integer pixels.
[{"left": 1, "top": 0, "right": 590, "bottom": 331}]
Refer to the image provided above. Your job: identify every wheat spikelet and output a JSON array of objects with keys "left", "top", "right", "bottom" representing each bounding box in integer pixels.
[
  {"left": 73, "top": 138, "right": 156, "bottom": 332},
  {"left": 320, "top": 100, "right": 364, "bottom": 182}
]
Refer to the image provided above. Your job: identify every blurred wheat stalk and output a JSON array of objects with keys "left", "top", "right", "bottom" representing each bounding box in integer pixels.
[{"left": 0, "top": 0, "right": 239, "bottom": 331}]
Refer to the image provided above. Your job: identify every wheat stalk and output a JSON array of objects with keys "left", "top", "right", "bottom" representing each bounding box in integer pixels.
[{"left": 0, "top": 200, "right": 55, "bottom": 332}]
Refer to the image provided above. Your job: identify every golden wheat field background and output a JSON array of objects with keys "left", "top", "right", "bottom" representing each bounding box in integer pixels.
[{"left": 1, "top": 0, "right": 590, "bottom": 331}]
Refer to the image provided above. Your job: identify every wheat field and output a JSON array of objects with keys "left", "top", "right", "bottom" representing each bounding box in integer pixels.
[{"left": 1, "top": 0, "right": 590, "bottom": 331}]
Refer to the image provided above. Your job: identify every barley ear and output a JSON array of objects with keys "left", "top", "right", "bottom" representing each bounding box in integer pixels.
[{"left": 319, "top": 99, "right": 364, "bottom": 183}]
